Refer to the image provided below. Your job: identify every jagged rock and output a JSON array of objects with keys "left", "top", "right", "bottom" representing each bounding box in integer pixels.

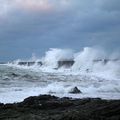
[
  {"left": 57, "top": 60, "right": 75, "bottom": 68},
  {"left": 9, "top": 73, "right": 19, "bottom": 77},
  {"left": 0, "top": 95, "right": 120, "bottom": 120},
  {"left": 12, "top": 73, "right": 19, "bottom": 77},
  {"left": 0, "top": 103, "right": 4, "bottom": 107},
  {"left": 18, "top": 61, "right": 43, "bottom": 66},
  {"left": 69, "top": 87, "right": 82, "bottom": 94},
  {"left": 48, "top": 90, "right": 56, "bottom": 94}
]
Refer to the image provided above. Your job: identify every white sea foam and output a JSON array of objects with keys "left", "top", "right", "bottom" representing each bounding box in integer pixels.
[
  {"left": 1, "top": 47, "right": 120, "bottom": 103},
  {"left": 1, "top": 78, "right": 120, "bottom": 103},
  {"left": 42, "top": 48, "right": 74, "bottom": 68},
  {"left": 8, "top": 47, "right": 120, "bottom": 79}
]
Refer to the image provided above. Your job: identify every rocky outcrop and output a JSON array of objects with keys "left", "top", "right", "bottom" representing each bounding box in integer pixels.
[
  {"left": 57, "top": 60, "right": 75, "bottom": 68},
  {"left": 17, "top": 61, "right": 43, "bottom": 66},
  {"left": 0, "top": 95, "right": 120, "bottom": 120},
  {"left": 4, "top": 59, "right": 119, "bottom": 67},
  {"left": 17, "top": 60, "right": 75, "bottom": 68},
  {"left": 93, "top": 59, "right": 120, "bottom": 64},
  {"left": 69, "top": 87, "right": 82, "bottom": 94}
]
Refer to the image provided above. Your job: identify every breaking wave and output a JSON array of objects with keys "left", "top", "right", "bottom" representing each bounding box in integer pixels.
[
  {"left": 7, "top": 47, "right": 120, "bottom": 79},
  {"left": 1, "top": 47, "right": 120, "bottom": 103}
]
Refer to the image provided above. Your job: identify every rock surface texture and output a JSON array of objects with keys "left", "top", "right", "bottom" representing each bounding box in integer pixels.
[
  {"left": 69, "top": 87, "right": 82, "bottom": 94},
  {"left": 0, "top": 95, "right": 120, "bottom": 120}
]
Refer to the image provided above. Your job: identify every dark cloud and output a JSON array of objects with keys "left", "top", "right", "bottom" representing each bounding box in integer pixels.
[{"left": 0, "top": 0, "right": 120, "bottom": 61}]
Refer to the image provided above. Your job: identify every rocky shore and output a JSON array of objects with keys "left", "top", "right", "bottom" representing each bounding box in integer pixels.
[{"left": 0, "top": 95, "right": 120, "bottom": 120}]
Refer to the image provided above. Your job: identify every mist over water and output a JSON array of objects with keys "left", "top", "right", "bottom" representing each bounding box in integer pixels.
[
  {"left": 11, "top": 47, "right": 120, "bottom": 79},
  {"left": 0, "top": 47, "right": 120, "bottom": 103},
  {"left": 43, "top": 48, "right": 74, "bottom": 68}
]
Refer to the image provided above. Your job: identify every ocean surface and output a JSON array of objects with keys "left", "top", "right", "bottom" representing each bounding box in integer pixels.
[{"left": 0, "top": 47, "right": 120, "bottom": 103}]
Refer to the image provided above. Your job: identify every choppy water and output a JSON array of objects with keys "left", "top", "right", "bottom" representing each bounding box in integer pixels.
[
  {"left": 0, "top": 47, "right": 120, "bottom": 103},
  {"left": 0, "top": 64, "right": 120, "bottom": 103}
]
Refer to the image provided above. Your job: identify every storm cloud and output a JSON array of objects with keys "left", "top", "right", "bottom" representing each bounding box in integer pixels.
[{"left": 0, "top": 0, "right": 120, "bottom": 61}]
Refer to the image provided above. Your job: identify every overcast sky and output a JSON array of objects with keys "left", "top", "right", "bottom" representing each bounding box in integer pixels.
[{"left": 0, "top": 0, "right": 120, "bottom": 61}]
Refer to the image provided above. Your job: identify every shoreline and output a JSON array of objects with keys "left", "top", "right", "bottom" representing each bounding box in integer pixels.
[{"left": 0, "top": 95, "right": 120, "bottom": 120}]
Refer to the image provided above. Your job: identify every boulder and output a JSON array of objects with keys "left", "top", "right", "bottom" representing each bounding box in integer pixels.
[
  {"left": 57, "top": 60, "right": 75, "bottom": 68},
  {"left": 69, "top": 87, "right": 82, "bottom": 94}
]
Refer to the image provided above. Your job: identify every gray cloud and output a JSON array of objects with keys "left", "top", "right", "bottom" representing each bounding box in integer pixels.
[
  {"left": 98, "top": 0, "right": 120, "bottom": 11},
  {"left": 0, "top": 0, "right": 120, "bottom": 61}
]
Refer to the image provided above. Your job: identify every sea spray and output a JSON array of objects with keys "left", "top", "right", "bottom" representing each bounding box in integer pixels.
[
  {"left": 0, "top": 53, "right": 120, "bottom": 103},
  {"left": 42, "top": 48, "right": 74, "bottom": 68},
  {"left": 6, "top": 47, "right": 120, "bottom": 79},
  {"left": 72, "top": 47, "right": 107, "bottom": 71}
]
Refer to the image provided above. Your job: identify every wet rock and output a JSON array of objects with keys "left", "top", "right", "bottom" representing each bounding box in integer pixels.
[
  {"left": 57, "top": 60, "right": 75, "bottom": 68},
  {"left": 18, "top": 62, "right": 35, "bottom": 66},
  {"left": 48, "top": 90, "right": 56, "bottom": 94},
  {"left": 69, "top": 87, "right": 82, "bottom": 94},
  {"left": 0, "top": 95, "right": 120, "bottom": 120},
  {"left": 8, "top": 73, "right": 19, "bottom": 77},
  {"left": 37, "top": 61, "right": 43, "bottom": 66},
  {"left": 21, "top": 95, "right": 58, "bottom": 106},
  {"left": 0, "top": 103, "right": 4, "bottom": 107},
  {"left": 17, "top": 61, "right": 43, "bottom": 66}
]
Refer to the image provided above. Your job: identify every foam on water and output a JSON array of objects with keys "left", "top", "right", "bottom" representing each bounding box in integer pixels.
[
  {"left": 0, "top": 47, "right": 120, "bottom": 103},
  {"left": 1, "top": 78, "right": 120, "bottom": 103},
  {"left": 8, "top": 47, "right": 120, "bottom": 79}
]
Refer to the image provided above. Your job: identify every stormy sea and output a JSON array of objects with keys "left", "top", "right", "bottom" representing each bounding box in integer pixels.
[
  {"left": 0, "top": 47, "right": 120, "bottom": 103},
  {"left": 0, "top": 47, "right": 120, "bottom": 120}
]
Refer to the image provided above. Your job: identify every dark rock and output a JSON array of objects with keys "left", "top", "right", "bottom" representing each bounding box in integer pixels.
[
  {"left": 21, "top": 95, "right": 58, "bottom": 107},
  {"left": 57, "top": 60, "right": 75, "bottom": 68},
  {"left": 18, "top": 62, "right": 35, "bottom": 66},
  {"left": 11, "top": 73, "right": 19, "bottom": 77},
  {"left": 69, "top": 87, "right": 82, "bottom": 94},
  {"left": 0, "top": 103, "right": 4, "bottom": 107},
  {"left": 48, "top": 90, "right": 56, "bottom": 94},
  {"left": 7, "top": 73, "right": 19, "bottom": 78},
  {"left": 37, "top": 61, "right": 43, "bottom": 66},
  {"left": 0, "top": 95, "right": 120, "bottom": 120},
  {"left": 93, "top": 59, "right": 120, "bottom": 65},
  {"left": 17, "top": 61, "right": 43, "bottom": 66}
]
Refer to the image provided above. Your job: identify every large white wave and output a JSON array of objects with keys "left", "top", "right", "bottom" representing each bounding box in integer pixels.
[
  {"left": 42, "top": 48, "right": 74, "bottom": 68},
  {"left": 7, "top": 47, "right": 120, "bottom": 79},
  {"left": 72, "top": 47, "right": 120, "bottom": 79}
]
